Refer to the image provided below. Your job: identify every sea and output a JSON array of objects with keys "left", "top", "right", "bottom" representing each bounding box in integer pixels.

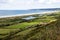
[{"left": 0, "top": 8, "right": 60, "bottom": 16}]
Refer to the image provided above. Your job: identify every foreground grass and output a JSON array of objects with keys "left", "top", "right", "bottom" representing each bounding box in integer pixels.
[
  {"left": 0, "top": 29, "right": 20, "bottom": 39},
  {"left": 0, "top": 29, "right": 19, "bottom": 34}
]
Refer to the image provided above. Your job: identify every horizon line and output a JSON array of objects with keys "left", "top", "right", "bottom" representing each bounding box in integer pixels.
[{"left": 0, "top": 8, "right": 60, "bottom": 10}]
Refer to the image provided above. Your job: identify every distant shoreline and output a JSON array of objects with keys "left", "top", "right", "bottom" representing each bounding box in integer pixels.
[{"left": 0, "top": 10, "right": 59, "bottom": 18}]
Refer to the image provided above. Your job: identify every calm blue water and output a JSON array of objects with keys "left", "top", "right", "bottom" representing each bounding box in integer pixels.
[{"left": 0, "top": 9, "right": 59, "bottom": 16}]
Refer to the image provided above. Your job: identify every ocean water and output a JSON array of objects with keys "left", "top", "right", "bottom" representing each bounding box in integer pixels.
[{"left": 0, "top": 9, "right": 59, "bottom": 16}]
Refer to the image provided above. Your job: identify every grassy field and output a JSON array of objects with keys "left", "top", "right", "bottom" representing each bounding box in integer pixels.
[
  {"left": 4, "top": 22, "right": 39, "bottom": 29},
  {"left": 0, "top": 11, "right": 60, "bottom": 40},
  {"left": 0, "top": 29, "right": 19, "bottom": 34},
  {"left": 3, "top": 14, "right": 56, "bottom": 29},
  {"left": 0, "top": 29, "right": 20, "bottom": 39}
]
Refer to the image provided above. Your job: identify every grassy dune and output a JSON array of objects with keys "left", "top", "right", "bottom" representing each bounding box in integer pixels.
[{"left": 0, "top": 11, "right": 60, "bottom": 40}]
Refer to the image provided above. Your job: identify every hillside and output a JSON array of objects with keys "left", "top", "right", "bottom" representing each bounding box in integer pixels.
[
  {"left": 0, "top": 11, "right": 60, "bottom": 40},
  {"left": 8, "top": 18, "right": 60, "bottom": 40}
]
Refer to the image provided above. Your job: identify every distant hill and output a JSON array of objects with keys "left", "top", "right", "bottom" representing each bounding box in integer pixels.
[
  {"left": 27, "top": 8, "right": 60, "bottom": 12},
  {"left": 30, "top": 8, "right": 60, "bottom": 10}
]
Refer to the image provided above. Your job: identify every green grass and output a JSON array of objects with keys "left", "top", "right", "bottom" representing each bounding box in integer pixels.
[
  {"left": 0, "top": 29, "right": 19, "bottom": 34},
  {"left": 4, "top": 22, "right": 39, "bottom": 29},
  {"left": 3, "top": 15, "right": 56, "bottom": 29},
  {"left": 0, "top": 29, "right": 19, "bottom": 39}
]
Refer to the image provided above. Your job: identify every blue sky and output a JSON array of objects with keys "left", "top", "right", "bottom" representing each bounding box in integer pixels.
[{"left": 0, "top": 0, "right": 60, "bottom": 10}]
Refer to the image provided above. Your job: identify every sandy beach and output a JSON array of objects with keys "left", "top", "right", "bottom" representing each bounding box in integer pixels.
[{"left": 0, "top": 10, "right": 59, "bottom": 18}]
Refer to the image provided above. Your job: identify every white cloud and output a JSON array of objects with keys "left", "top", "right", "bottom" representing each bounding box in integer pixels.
[
  {"left": 52, "top": 0, "right": 60, "bottom": 3},
  {"left": 46, "top": 0, "right": 60, "bottom": 4},
  {"left": 37, "top": 0, "right": 45, "bottom": 3},
  {"left": 0, "top": 0, "right": 8, "bottom": 3},
  {"left": 0, "top": 0, "right": 60, "bottom": 10},
  {"left": 8, "top": 0, "right": 14, "bottom": 3}
]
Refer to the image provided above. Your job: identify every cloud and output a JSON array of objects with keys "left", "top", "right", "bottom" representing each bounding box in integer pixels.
[
  {"left": 52, "top": 0, "right": 60, "bottom": 3},
  {"left": 38, "top": 0, "right": 60, "bottom": 4},
  {"left": 38, "top": 0, "right": 45, "bottom": 4},
  {"left": 0, "top": 0, "right": 8, "bottom": 4},
  {"left": 0, "top": 0, "right": 60, "bottom": 10},
  {"left": 47, "top": 0, "right": 60, "bottom": 4},
  {"left": 8, "top": 0, "right": 14, "bottom": 3}
]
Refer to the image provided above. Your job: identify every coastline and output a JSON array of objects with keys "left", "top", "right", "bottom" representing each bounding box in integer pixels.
[{"left": 0, "top": 10, "right": 59, "bottom": 18}]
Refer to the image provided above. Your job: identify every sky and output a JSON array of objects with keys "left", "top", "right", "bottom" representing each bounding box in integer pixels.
[{"left": 0, "top": 0, "right": 60, "bottom": 10}]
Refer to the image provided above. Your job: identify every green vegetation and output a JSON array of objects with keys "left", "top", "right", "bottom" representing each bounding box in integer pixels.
[
  {"left": 5, "top": 22, "right": 39, "bottom": 29},
  {"left": 0, "top": 11, "right": 60, "bottom": 40},
  {"left": 0, "top": 29, "right": 17, "bottom": 34}
]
